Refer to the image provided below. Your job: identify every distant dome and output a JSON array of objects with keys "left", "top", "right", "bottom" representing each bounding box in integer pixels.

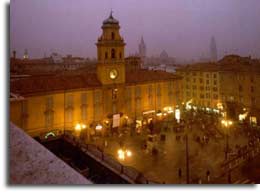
[
  {"left": 103, "top": 12, "right": 119, "bottom": 25},
  {"left": 160, "top": 50, "right": 169, "bottom": 59}
]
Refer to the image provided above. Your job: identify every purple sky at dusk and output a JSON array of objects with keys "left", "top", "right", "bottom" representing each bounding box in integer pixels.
[{"left": 10, "top": 0, "right": 260, "bottom": 61}]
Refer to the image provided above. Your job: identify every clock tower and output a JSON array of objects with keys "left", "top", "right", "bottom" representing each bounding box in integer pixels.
[{"left": 96, "top": 12, "right": 126, "bottom": 85}]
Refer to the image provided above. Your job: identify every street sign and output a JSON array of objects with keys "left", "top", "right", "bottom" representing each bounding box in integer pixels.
[{"left": 113, "top": 114, "right": 120, "bottom": 128}]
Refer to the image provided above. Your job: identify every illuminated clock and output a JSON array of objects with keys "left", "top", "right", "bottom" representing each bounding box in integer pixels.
[{"left": 109, "top": 69, "right": 118, "bottom": 80}]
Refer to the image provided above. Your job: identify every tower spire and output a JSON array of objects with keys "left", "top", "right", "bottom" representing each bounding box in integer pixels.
[{"left": 110, "top": 9, "right": 113, "bottom": 18}]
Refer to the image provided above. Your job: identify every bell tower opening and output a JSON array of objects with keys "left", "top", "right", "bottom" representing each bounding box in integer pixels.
[
  {"left": 111, "top": 32, "right": 115, "bottom": 40},
  {"left": 111, "top": 49, "right": 116, "bottom": 59}
]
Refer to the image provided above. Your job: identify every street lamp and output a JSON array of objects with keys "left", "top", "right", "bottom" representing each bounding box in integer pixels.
[
  {"left": 117, "top": 148, "right": 132, "bottom": 161},
  {"left": 74, "top": 123, "right": 87, "bottom": 139},
  {"left": 221, "top": 119, "right": 233, "bottom": 183},
  {"left": 221, "top": 119, "right": 233, "bottom": 160}
]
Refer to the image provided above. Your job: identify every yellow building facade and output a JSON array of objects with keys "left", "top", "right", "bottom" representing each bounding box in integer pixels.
[
  {"left": 176, "top": 55, "right": 260, "bottom": 123},
  {"left": 10, "top": 13, "right": 182, "bottom": 139}
]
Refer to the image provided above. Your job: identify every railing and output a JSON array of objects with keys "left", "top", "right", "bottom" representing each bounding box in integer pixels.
[
  {"left": 220, "top": 143, "right": 260, "bottom": 171},
  {"left": 62, "top": 131, "right": 158, "bottom": 184}
]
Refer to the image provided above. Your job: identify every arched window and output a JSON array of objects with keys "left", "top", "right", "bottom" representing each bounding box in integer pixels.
[
  {"left": 105, "top": 52, "right": 108, "bottom": 59},
  {"left": 119, "top": 52, "right": 122, "bottom": 59},
  {"left": 111, "top": 49, "right": 116, "bottom": 59},
  {"left": 111, "top": 32, "right": 115, "bottom": 40}
]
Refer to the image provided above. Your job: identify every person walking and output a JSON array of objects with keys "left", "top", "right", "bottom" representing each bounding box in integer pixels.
[
  {"left": 178, "top": 168, "right": 182, "bottom": 184},
  {"left": 206, "top": 170, "right": 210, "bottom": 183}
]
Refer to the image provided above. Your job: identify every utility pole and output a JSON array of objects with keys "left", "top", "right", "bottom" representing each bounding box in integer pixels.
[{"left": 185, "top": 134, "right": 190, "bottom": 184}]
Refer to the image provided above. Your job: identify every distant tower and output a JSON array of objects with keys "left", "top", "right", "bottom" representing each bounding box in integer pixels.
[
  {"left": 23, "top": 49, "right": 29, "bottom": 59},
  {"left": 210, "top": 36, "right": 217, "bottom": 62},
  {"left": 138, "top": 36, "right": 146, "bottom": 66},
  {"left": 12, "top": 50, "right": 16, "bottom": 59}
]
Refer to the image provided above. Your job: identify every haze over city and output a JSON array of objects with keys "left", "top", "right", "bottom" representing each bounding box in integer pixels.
[{"left": 11, "top": 0, "right": 260, "bottom": 61}]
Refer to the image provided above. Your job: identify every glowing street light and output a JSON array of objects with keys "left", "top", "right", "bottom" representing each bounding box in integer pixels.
[
  {"left": 221, "top": 119, "right": 233, "bottom": 127},
  {"left": 75, "top": 123, "right": 87, "bottom": 131},
  {"left": 75, "top": 123, "right": 82, "bottom": 131},
  {"left": 74, "top": 123, "right": 87, "bottom": 139},
  {"left": 117, "top": 148, "right": 132, "bottom": 161},
  {"left": 221, "top": 119, "right": 233, "bottom": 161}
]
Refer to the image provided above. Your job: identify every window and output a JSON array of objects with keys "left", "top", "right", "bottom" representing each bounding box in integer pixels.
[
  {"left": 112, "top": 102, "right": 117, "bottom": 114},
  {"left": 81, "top": 93, "right": 87, "bottom": 121},
  {"left": 206, "top": 93, "right": 210, "bottom": 99},
  {"left": 200, "top": 86, "right": 204, "bottom": 91},
  {"left": 199, "top": 78, "right": 203, "bottom": 83},
  {"left": 213, "top": 74, "right": 217, "bottom": 78},
  {"left": 192, "top": 85, "right": 197, "bottom": 90},
  {"left": 251, "top": 86, "right": 254, "bottom": 93},
  {"left": 186, "top": 85, "right": 190, "bottom": 90},
  {"left": 94, "top": 90, "right": 102, "bottom": 121},
  {"left": 168, "top": 82, "right": 173, "bottom": 94},
  {"left": 213, "top": 94, "right": 218, "bottom": 99},
  {"left": 135, "top": 86, "right": 141, "bottom": 98},
  {"left": 65, "top": 94, "right": 73, "bottom": 108},
  {"left": 148, "top": 85, "right": 153, "bottom": 107},
  {"left": 239, "top": 96, "right": 244, "bottom": 103},
  {"left": 192, "top": 72, "right": 197, "bottom": 76},
  {"left": 206, "top": 80, "right": 209, "bottom": 85},
  {"left": 66, "top": 109, "right": 73, "bottom": 124},
  {"left": 212, "top": 87, "right": 218, "bottom": 92},
  {"left": 193, "top": 78, "right": 196, "bottom": 82},
  {"left": 111, "top": 32, "right": 115, "bottom": 40},
  {"left": 251, "top": 97, "right": 256, "bottom": 105},
  {"left": 81, "top": 93, "right": 87, "bottom": 105},
  {"left": 200, "top": 94, "right": 204, "bottom": 99},
  {"left": 213, "top": 80, "right": 217, "bottom": 85},
  {"left": 125, "top": 88, "right": 132, "bottom": 113},
  {"left": 105, "top": 52, "right": 108, "bottom": 59},
  {"left": 238, "top": 85, "right": 243, "bottom": 92},
  {"left": 156, "top": 84, "right": 161, "bottom": 96},
  {"left": 45, "top": 111, "right": 54, "bottom": 129},
  {"left": 205, "top": 86, "right": 210, "bottom": 91},
  {"left": 157, "top": 84, "right": 161, "bottom": 108},
  {"left": 65, "top": 94, "right": 74, "bottom": 124},
  {"left": 46, "top": 96, "right": 53, "bottom": 111},
  {"left": 119, "top": 52, "right": 122, "bottom": 59},
  {"left": 45, "top": 96, "right": 54, "bottom": 129},
  {"left": 148, "top": 85, "right": 153, "bottom": 96},
  {"left": 21, "top": 101, "right": 28, "bottom": 128},
  {"left": 111, "top": 49, "right": 116, "bottom": 59}
]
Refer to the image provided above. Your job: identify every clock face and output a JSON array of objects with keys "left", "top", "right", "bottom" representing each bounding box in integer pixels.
[{"left": 109, "top": 69, "right": 118, "bottom": 80}]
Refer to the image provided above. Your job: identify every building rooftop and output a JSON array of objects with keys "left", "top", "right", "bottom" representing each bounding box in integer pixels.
[
  {"left": 126, "top": 69, "right": 182, "bottom": 84},
  {"left": 10, "top": 73, "right": 101, "bottom": 96},
  {"left": 10, "top": 69, "right": 181, "bottom": 96},
  {"left": 9, "top": 123, "right": 92, "bottom": 184},
  {"left": 176, "top": 55, "right": 260, "bottom": 73}
]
